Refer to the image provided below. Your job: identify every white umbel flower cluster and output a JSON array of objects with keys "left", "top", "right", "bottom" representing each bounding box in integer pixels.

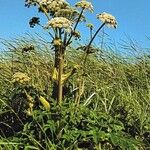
[
  {"left": 37, "top": 0, "right": 69, "bottom": 13},
  {"left": 47, "top": 0, "right": 69, "bottom": 12},
  {"left": 75, "top": 0, "right": 93, "bottom": 12},
  {"left": 97, "top": 12, "right": 117, "bottom": 28},
  {"left": 12, "top": 72, "right": 30, "bottom": 84},
  {"left": 37, "top": 0, "right": 46, "bottom": 4},
  {"left": 25, "top": 0, "right": 69, "bottom": 14},
  {"left": 46, "top": 17, "right": 72, "bottom": 29}
]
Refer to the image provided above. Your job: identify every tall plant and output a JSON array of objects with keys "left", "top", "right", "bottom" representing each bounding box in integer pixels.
[{"left": 25, "top": 0, "right": 117, "bottom": 105}]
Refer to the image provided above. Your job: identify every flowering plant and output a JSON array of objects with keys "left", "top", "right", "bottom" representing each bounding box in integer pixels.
[{"left": 25, "top": 0, "right": 117, "bottom": 104}]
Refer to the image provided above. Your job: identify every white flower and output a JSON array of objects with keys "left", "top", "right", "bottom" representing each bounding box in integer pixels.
[
  {"left": 12, "top": 72, "right": 30, "bottom": 83},
  {"left": 97, "top": 12, "right": 117, "bottom": 28},
  {"left": 75, "top": 0, "right": 93, "bottom": 12},
  {"left": 46, "top": 0, "right": 69, "bottom": 13},
  {"left": 46, "top": 17, "right": 72, "bottom": 30},
  {"left": 38, "top": 0, "right": 47, "bottom": 5}
]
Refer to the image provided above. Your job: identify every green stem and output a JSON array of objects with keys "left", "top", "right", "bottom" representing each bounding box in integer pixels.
[
  {"left": 58, "top": 29, "right": 64, "bottom": 104},
  {"left": 66, "top": 8, "right": 84, "bottom": 46},
  {"left": 38, "top": 23, "right": 54, "bottom": 39},
  {"left": 82, "top": 23, "right": 105, "bottom": 65},
  {"left": 37, "top": 2, "right": 51, "bottom": 21},
  {"left": 90, "top": 28, "right": 93, "bottom": 40},
  {"left": 86, "top": 23, "right": 105, "bottom": 53},
  {"left": 58, "top": 47, "right": 64, "bottom": 105}
]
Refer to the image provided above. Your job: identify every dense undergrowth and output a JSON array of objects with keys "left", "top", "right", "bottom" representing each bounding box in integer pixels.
[{"left": 0, "top": 36, "right": 150, "bottom": 149}]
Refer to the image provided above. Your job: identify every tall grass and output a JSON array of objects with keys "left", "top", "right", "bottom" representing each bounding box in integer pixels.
[{"left": 0, "top": 35, "right": 150, "bottom": 149}]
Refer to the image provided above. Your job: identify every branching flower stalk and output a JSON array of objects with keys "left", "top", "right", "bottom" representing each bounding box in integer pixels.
[
  {"left": 76, "top": 23, "right": 105, "bottom": 105},
  {"left": 83, "top": 12, "right": 117, "bottom": 65},
  {"left": 25, "top": 0, "right": 117, "bottom": 105},
  {"left": 66, "top": 8, "right": 84, "bottom": 46},
  {"left": 47, "top": 16, "right": 72, "bottom": 104},
  {"left": 51, "top": 0, "right": 93, "bottom": 104},
  {"left": 38, "top": 2, "right": 51, "bottom": 20},
  {"left": 76, "top": 12, "right": 117, "bottom": 105}
]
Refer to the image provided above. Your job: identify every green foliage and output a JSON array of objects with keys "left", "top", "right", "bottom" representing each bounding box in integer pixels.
[
  {"left": 0, "top": 37, "right": 149, "bottom": 149},
  {"left": 1, "top": 101, "right": 141, "bottom": 149}
]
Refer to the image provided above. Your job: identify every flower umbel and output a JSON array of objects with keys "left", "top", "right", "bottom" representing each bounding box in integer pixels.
[
  {"left": 97, "top": 12, "right": 117, "bottom": 28},
  {"left": 46, "top": 0, "right": 69, "bottom": 12},
  {"left": 75, "top": 0, "right": 93, "bottom": 12},
  {"left": 12, "top": 72, "right": 30, "bottom": 84},
  {"left": 25, "top": 0, "right": 69, "bottom": 16},
  {"left": 53, "top": 38, "right": 62, "bottom": 46},
  {"left": 46, "top": 17, "right": 72, "bottom": 29},
  {"left": 38, "top": 0, "right": 69, "bottom": 15}
]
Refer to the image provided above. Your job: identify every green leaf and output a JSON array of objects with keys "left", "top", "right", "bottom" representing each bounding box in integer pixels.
[
  {"left": 24, "top": 145, "right": 39, "bottom": 150},
  {"left": 110, "top": 132, "right": 140, "bottom": 150}
]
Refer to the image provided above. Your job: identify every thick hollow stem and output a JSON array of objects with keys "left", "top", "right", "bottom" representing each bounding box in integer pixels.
[
  {"left": 52, "top": 46, "right": 61, "bottom": 100},
  {"left": 58, "top": 48, "right": 64, "bottom": 105}
]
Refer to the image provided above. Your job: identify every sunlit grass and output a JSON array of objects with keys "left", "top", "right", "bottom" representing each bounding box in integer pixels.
[{"left": 0, "top": 35, "right": 149, "bottom": 149}]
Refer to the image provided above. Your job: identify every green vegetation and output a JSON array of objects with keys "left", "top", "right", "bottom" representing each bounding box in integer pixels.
[
  {"left": 0, "top": 36, "right": 149, "bottom": 149},
  {"left": 0, "top": 0, "right": 150, "bottom": 149}
]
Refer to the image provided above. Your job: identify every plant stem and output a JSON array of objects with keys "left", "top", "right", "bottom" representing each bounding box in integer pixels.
[
  {"left": 86, "top": 23, "right": 105, "bottom": 54},
  {"left": 66, "top": 9, "right": 84, "bottom": 46},
  {"left": 90, "top": 28, "right": 93, "bottom": 40},
  {"left": 82, "top": 23, "right": 105, "bottom": 65},
  {"left": 75, "top": 23, "right": 105, "bottom": 104},
  {"left": 37, "top": 2, "right": 51, "bottom": 21},
  {"left": 58, "top": 47, "right": 64, "bottom": 105}
]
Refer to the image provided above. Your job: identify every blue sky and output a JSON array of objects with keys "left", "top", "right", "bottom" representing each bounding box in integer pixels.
[{"left": 0, "top": 0, "right": 150, "bottom": 49}]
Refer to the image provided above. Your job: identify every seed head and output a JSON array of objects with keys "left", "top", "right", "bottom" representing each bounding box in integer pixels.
[
  {"left": 25, "top": 0, "right": 37, "bottom": 7},
  {"left": 72, "top": 30, "right": 81, "bottom": 39},
  {"left": 37, "top": 0, "right": 69, "bottom": 14},
  {"left": 29, "top": 17, "right": 40, "bottom": 28}
]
